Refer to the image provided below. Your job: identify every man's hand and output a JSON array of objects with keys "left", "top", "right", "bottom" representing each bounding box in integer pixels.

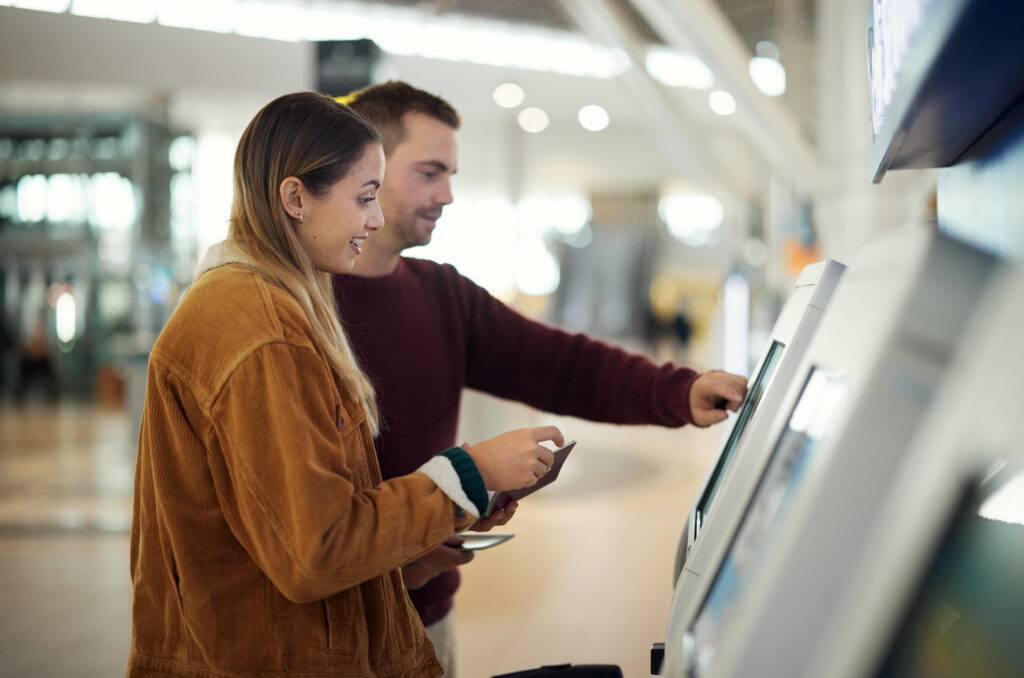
[
  {"left": 402, "top": 537, "right": 474, "bottom": 590},
  {"left": 689, "top": 370, "right": 747, "bottom": 427}
]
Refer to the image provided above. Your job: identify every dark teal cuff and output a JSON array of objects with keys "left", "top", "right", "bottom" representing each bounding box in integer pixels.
[{"left": 440, "top": 447, "right": 488, "bottom": 517}]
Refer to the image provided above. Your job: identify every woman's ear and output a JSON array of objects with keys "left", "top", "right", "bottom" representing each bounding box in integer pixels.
[{"left": 279, "top": 176, "right": 304, "bottom": 223}]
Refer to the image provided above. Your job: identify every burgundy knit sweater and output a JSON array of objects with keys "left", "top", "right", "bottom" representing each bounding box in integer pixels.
[{"left": 333, "top": 257, "right": 700, "bottom": 625}]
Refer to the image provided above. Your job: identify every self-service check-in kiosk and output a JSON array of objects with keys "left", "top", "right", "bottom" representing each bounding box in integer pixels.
[
  {"left": 671, "top": 258, "right": 846, "bottom": 585},
  {"left": 783, "top": 262, "right": 1024, "bottom": 678},
  {"left": 658, "top": 223, "right": 999, "bottom": 677}
]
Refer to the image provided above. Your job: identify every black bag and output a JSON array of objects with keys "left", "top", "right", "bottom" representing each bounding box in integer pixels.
[{"left": 492, "top": 664, "right": 623, "bottom": 678}]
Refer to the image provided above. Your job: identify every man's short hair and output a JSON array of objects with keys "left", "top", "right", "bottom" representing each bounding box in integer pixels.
[{"left": 339, "top": 81, "right": 460, "bottom": 156}]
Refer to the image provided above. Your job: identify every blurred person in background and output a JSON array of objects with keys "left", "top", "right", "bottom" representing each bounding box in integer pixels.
[
  {"left": 13, "top": 315, "right": 59, "bottom": 403},
  {"left": 334, "top": 80, "right": 747, "bottom": 675},
  {"left": 129, "top": 91, "right": 564, "bottom": 678}
]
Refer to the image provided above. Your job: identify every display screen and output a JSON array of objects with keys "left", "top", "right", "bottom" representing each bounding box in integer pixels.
[
  {"left": 685, "top": 366, "right": 847, "bottom": 677},
  {"left": 693, "top": 340, "right": 786, "bottom": 537},
  {"left": 874, "top": 471, "right": 1024, "bottom": 678}
]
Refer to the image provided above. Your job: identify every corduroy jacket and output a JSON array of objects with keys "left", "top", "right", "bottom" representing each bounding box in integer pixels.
[{"left": 128, "top": 252, "right": 479, "bottom": 677}]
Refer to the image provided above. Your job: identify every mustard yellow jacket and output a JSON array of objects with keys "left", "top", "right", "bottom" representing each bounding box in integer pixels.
[{"left": 129, "top": 252, "right": 477, "bottom": 677}]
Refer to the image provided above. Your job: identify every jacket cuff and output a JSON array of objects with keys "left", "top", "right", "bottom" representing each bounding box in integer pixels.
[{"left": 416, "top": 448, "right": 488, "bottom": 518}]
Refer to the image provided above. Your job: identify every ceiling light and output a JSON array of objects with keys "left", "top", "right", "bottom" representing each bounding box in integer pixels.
[
  {"left": 158, "top": 0, "right": 236, "bottom": 33},
  {"left": 518, "top": 107, "right": 549, "bottom": 134},
  {"left": 708, "top": 90, "right": 736, "bottom": 116},
  {"left": 749, "top": 57, "right": 786, "bottom": 96},
  {"left": 71, "top": 0, "right": 159, "bottom": 22},
  {"left": 13, "top": 0, "right": 69, "bottom": 10},
  {"left": 235, "top": 0, "right": 306, "bottom": 41},
  {"left": 369, "top": 13, "right": 629, "bottom": 79},
  {"left": 645, "top": 46, "right": 714, "bottom": 89},
  {"left": 577, "top": 105, "right": 609, "bottom": 132},
  {"left": 493, "top": 83, "right": 525, "bottom": 108}
]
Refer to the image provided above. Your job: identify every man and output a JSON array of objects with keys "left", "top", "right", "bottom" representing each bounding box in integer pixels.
[{"left": 333, "top": 81, "right": 746, "bottom": 674}]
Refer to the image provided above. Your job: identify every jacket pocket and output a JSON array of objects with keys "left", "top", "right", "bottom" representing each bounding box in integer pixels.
[{"left": 322, "top": 588, "right": 369, "bottom": 660}]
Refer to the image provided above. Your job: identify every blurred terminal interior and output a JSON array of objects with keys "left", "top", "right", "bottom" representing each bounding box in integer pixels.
[{"left": 1, "top": 1, "right": 1023, "bottom": 677}]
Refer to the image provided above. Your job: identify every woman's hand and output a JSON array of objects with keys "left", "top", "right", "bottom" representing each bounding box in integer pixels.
[
  {"left": 401, "top": 537, "right": 474, "bottom": 589},
  {"left": 466, "top": 426, "right": 563, "bottom": 492},
  {"left": 470, "top": 500, "right": 518, "bottom": 532}
]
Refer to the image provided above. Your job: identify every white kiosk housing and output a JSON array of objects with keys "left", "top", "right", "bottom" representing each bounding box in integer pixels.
[
  {"left": 671, "top": 259, "right": 846, "bottom": 584},
  {"left": 659, "top": 224, "right": 999, "bottom": 677},
  {"left": 791, "top": 262, "right": 1024, "bottom": 678}
]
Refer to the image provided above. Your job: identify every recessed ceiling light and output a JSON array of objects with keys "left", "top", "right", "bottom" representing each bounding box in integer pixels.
[
  {"left": 645, "top": 46, "right": 714, "bottom": 89},
  {"left": 709, "top": 90, "right": 736, "bottom": 116},
  {"left": 749, "top": 57, "right": 786, "bottom": 96},
  {"left": 578, "top": 105, "right": 609, "bottom": 132},
  {"left": 492, "top": 83, "right": 525, "bottom": 108},
  {"left": 518, "top": 107, "right": 549, "bottom": 133}
]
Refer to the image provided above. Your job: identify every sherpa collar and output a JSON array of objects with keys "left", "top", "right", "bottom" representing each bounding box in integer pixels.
[{"left": 197, "top": 240, "right": 255, "bottom": 276}]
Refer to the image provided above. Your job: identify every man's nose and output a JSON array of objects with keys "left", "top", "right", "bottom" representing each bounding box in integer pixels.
[{"left": 434, "top": 178, "right": 453, "bottom": 206}]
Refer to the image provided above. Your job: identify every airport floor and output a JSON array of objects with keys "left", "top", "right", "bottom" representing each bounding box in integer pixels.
[{"left": 0, "top": 392, "right": 723, "bottom": 677}]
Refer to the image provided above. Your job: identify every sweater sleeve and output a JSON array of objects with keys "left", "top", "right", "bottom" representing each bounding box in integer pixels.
[
  {"left": 206, "top": 341, "right": 476, "bottom": 604},
  {"left": 451, "top": 268, "right": 700, "bottom": 426}
]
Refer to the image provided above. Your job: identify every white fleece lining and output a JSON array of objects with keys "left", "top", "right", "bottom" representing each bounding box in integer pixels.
[
  {"left": 417, "top": 456, "right": 480, "bottom": 519},
  {"left": 197, "top": 240, "right": 256, "bottom": 275}
]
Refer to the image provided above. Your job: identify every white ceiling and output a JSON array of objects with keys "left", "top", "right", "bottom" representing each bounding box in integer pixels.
[{"left": 0, "top": 1, "right": 805, "bottom": 205}]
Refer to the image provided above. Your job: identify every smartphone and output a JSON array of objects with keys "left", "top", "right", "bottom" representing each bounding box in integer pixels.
[
  {"left": 485, "top": 440, "right": 577, "bottom": 516},
  {"left": 453, "top": 533, "right": 514, "bottom": 551}
]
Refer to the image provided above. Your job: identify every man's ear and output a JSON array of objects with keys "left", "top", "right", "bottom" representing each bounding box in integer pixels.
[{"left": 279, "top": 176, "right": 304, "bottom": 222}]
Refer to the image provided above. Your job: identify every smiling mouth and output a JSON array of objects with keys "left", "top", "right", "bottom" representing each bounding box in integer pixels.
[{"left": 349, "top": 236, "right": 367, "bottom": 254}]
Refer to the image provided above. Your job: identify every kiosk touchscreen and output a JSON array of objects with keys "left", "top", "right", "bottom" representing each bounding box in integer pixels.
[
  {"left": 682, "top": 367, "right": 847, "bottom": 675},
  {"left": 671, "top": 259, "right": 845, "bottom": 585},
  {"left": 872, "top": 475, "right": 1024, "bottom": 678},
  {"left": 658, "top": 224, "right": 998, "bottom": 677},
  {"left": 795, "top": 262, "right": 1024, "bottom": 678}
]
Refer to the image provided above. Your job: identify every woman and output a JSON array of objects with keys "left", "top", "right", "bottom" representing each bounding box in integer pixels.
[{"left": 128, "top": 92, "right": 561, "bottom": 677}]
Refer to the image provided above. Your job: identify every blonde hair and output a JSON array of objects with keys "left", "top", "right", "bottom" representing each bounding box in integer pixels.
[{"left": 228, "top": 92, "right": 381, "bottom": 433}]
